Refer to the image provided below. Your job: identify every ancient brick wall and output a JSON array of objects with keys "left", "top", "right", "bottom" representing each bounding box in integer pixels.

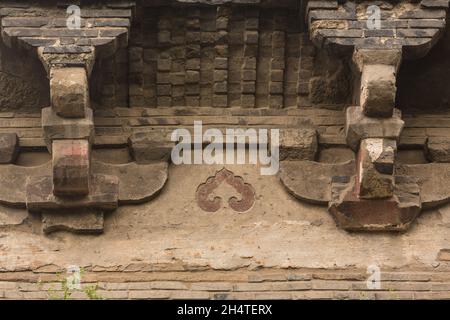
[{"left": 91, "top": 1, "right": 350, "bottom": 109}]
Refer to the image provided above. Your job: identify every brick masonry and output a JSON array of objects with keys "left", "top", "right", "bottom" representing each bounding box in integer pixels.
[{"left": 91, "top": 1, "right": 345, "bottom": 108}]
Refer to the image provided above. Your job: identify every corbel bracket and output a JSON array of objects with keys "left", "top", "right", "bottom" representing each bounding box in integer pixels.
[{"left": 0, "top": 3, "right": 168, "bottom": 233}]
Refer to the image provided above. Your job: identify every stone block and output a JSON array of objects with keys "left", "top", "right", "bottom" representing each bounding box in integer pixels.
[
  {"left": 186, "top": 70, "right": 200, "bottom": 83},
  {"left": 279, "top": 160, "right": 355, "bottom": 205},
  {"left": 345, "top": 106, "right": 404, "bottom": 151},
  {"left": 52, "top": 139, "right": 90, "bottom": 196},
  {"left": 360, "top": 64, "right": 396, "bottom": 117},
  {"left": 26, "top": 174, "right": 118, "bottom": 211},
  {"left": 279, "top": 128, "right": 318, "bottom": 161},
  {"left": 426, "top": 137, "right": 450, "bottom": 163},
  {"left": 356, "top": 139, "right": 395, "bottom": 199},
  {"left": 50, "top": 67, "right": 89, "bottom": 118},
  {"left": 0, "top": 133, "right": 19, "bottom": 164}
]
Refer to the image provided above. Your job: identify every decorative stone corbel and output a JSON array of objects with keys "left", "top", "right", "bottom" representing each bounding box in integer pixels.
[
  {"left": 0, "top": 3, "right": 169, "bottom": 234},
  {"left": 280, "top": 0, "right": 450, "bottom": 231}
]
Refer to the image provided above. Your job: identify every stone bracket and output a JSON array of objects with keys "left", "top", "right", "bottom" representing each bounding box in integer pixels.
[
  {"left": 278, "top": 159, "right": 450, "bottom": 231},
  {"left": 307, "top": 0, "right": 449, "bottom": 58},
  {"left": 0, "top": 133, "right": 19, "bottom": 164}
]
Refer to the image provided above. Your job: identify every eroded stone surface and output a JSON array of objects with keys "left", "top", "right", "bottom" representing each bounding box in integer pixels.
[{"left": 353, "top": 49, "right": 402, "bottom": 72}]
